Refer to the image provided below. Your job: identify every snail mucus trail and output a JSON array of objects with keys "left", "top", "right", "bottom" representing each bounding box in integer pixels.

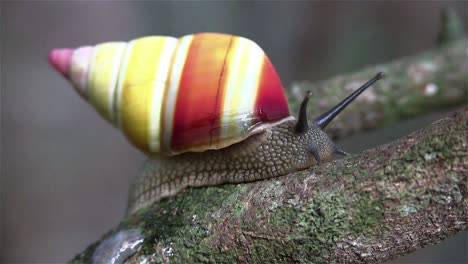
[{"left": 48, "top": 33, "right": 384, "bottom": 216}]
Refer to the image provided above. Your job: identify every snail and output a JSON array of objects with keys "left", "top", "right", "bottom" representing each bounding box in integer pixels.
[{"left": 48, "top": 32, "right": 384, "bottom": 216}]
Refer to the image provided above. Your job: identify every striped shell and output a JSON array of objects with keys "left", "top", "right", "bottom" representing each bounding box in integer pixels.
[{"left": 49, "top": 33, "right": 290, "bottom": 155}]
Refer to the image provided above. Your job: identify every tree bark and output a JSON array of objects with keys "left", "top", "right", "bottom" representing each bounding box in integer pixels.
[{"left": 71, "top": 106, "right": 467, "bottom": 263}]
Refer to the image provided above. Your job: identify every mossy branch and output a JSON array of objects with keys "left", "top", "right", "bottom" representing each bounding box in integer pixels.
[
  {"left": 73, "top": 107, "right": 467, "bottom": 264},
  {"left": 287, "top": 37, "right": 467, "bottom": 139}
]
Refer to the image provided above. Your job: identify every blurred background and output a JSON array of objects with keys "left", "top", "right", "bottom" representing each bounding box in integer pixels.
[{"left": 1, "top": 1, "right": 466, "bottom": 263}]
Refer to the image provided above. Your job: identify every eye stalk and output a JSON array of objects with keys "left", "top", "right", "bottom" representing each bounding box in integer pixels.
[
  {"left": 294, "top": 91, "right": 312, "bottom": 134},
  {"left": 314, "top": 72, "right": 384, "bottom": 130}
]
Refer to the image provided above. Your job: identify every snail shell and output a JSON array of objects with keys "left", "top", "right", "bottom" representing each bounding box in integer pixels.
[{"left": 49, "top": 33, "right": 290, "bottom": 155}]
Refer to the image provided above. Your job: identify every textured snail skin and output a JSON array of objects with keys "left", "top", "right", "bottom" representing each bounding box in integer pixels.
[{"left": 127, "top": 120, "right": 334, "bottom": 215}]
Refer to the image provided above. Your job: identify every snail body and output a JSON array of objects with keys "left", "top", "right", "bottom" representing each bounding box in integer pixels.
[
  {"left": 129, "top": 119, "right": 333, "bottom": 214},
  {"left": 49, "top": 33, "right": 383, "bottom": 215}
]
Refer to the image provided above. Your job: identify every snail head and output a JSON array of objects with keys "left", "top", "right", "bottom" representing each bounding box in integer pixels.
[{"left": 294, "top": 72, "right": 384, "bottom": 162}]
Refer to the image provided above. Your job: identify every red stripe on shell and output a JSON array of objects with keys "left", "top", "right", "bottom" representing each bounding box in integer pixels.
[
  {"left": 171, "top": 33, "right": 233, "bottom": 152},
  {"left": 255, "top": 56, "right": 290, "bottom": 122}
]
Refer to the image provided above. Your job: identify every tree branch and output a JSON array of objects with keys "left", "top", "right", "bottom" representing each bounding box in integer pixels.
[
  {"left": 287, "top": 38, "right": 467, "bottom": 139},
  {"left": 72, "top": 107, "right": 467, "bottom": 263}
]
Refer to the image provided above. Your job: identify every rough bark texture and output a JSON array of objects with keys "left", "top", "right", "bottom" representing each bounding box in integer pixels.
[
  {"left": 287, "top": 38, "right": 467, "bottom": 140},
  {"left": 71, "top": 107, "right": 467, "bottom": 264}
]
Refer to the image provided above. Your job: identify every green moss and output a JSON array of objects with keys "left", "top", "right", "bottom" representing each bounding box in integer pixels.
[
  {"left": 144, "top": 185, "right": 251, "bottom": 262},
  {"left": 398, "top": 131, "right": 459, "bottom": 169},
  {"left": 134, "top": 186, "right": 236, "bottom": 257},
  {"left": 349, "top": 192, "right": 385, "bottom": 234},
  {"left": 257, "top": 192, "right": 384, "bottom": 263},
  {"left": 398, "top": 204, "right": 420, "bottom": 216},
  {"left": 231, "top": 202, "right": 247, "bottom": 217},
  {"left": 222, "top": 188, "right": 245, "bottom": 207},
  {"left": 384, "top": 115, "right": 466, "bottom": 218},
  {"left": 267, "top": 203, "right": 298, "bottom": 229},
  {"left": 393, "top": 162, "right": 415, "bottom": 181},
  {"left": 286, "top": 192, "right": 349, "bottom": 262},
  {"left": 250, "top": 240, "right": 294, "bottom": 263},
  {"left": 261, "top": 190, "right": 384, "bottom": 262}
]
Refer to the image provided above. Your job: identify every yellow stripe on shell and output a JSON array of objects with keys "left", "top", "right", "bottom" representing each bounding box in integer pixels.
[
  {"left": 162, "top": 35, "right": 193, "bottom": 154},
  {"left": 148, "top": 38, "right": 178, "bottom": 153},
  {"left": 115, "top": 40, "right": 135, "bottom": 128},
  {"left": 119, "top": 37, "right": 177, "bottom": 153},
  {"left": 220, "top": 37, "right": 264, "bottom": 141},
  {"left": 87, "top": 42, "right": 126, "bottom": 123}
]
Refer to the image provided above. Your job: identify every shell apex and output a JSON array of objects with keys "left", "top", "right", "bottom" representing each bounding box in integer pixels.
[{"left": 48, "top": 48, "right": 73, "bottom": 78}]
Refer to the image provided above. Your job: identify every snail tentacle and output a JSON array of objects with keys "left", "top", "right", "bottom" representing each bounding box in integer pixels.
[
  {"left": 294, "top": 91, "right": 312, "bottom": 134},
  {"left": 333, "top": 145, "right": 350, "bottom": 156},
  {"left": 314, "top": 72, "right": 384, "bottom": 129}
]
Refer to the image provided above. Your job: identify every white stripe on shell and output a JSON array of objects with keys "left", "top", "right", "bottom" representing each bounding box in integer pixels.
[
  {"left": 70, "top": 46, "right": 93, "bottom": 98},
  {"left": 106, "top": 43, "right": 126, "bottom": 125},
  {"left": 71, "top": 47, "right": 91, "bottom": 97},
  {"left": 85, "top": 46, "right": 99, "bottom": 100},
  {"left": 221, "top": 38, "right": 264, "bottom": 141},
  {"left": 114, "top": 41, "right": 135, "bottom": 128},
  {"left": 237, "top": 40, "right": 263, "bottom": 122},
  {"left": 148, "top": 38, "right": 178, "bottom": 153},
  {"left": 162, "top": 35, "right": 193, "bottom": 153},
  {"left": 220, "top": 38, "right": 247, "bottom": 139}
]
